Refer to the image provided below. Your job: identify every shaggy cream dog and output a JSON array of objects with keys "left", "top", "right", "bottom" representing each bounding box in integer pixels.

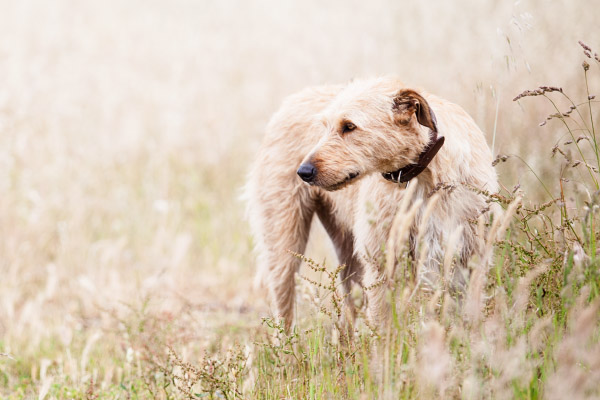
[{"left": 246, "top": 77, "right": 498, "bottom": 328}]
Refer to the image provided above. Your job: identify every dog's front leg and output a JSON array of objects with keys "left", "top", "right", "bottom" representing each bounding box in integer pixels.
[{"left": 353, "top": 179, "right": 405, "bottom": 333}]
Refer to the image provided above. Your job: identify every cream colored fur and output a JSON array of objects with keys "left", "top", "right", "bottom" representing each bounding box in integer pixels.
[{"left": 245, "top": 77, "right": 498, "bottom": 329}]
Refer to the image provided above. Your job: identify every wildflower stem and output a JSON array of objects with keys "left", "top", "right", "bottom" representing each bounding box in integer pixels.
[
  {"left": 544, "top": 95, "right": 599, "bottom": 189},
  {"left": 583, "top": 69, "right": 600, "bottom": 173}
]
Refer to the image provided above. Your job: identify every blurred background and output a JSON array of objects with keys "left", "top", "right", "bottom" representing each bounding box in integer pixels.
[{"left": 0, "top": 0, "right": 598, "bottom": 394}]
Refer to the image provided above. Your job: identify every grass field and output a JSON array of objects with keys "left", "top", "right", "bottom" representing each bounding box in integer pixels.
[{"left": 0, "top": 0, "right": 599, "bottom": 398}]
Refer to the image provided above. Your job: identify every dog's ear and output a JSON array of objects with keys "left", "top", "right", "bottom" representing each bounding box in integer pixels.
[{"left": 392, "top": 89, "right": 438, "bottom": 133}]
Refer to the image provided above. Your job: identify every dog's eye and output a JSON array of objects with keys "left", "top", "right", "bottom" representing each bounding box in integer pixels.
[{"left": 342, "top": 122, "right": 356, "bottom": 134}]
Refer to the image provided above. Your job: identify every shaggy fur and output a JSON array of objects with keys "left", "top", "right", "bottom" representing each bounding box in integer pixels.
[{"left": 246, "top": 77, "right": 498, "bottom": 329}]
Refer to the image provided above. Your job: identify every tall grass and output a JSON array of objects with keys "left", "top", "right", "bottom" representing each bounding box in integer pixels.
[{"left": 0, "top": 0, "right": 599, "bottom": 398}]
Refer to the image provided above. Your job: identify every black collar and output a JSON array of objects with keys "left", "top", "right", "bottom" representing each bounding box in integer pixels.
[{"left": 382, "top": 130, "right": 445, "bottom": 184}]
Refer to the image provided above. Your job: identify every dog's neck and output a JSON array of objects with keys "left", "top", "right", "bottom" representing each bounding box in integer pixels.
[{"left": 381, "top": 129, "right": 445, "bottom": 184}]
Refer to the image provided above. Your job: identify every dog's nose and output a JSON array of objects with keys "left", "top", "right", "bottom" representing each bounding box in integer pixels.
[{"left": 297, "top": 163, "right": 317, "bottom": 183}]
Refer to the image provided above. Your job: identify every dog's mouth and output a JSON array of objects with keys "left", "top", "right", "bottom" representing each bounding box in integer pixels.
[{"left": 322, "top": 171, "right": 360, "bottom": 191}]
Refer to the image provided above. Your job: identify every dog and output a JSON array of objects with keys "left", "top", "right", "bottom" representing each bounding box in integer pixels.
[{"left": 245, "top": 76, "right": 498, "bottom": 329}]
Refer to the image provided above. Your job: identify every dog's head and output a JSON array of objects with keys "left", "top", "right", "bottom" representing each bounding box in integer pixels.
[{"left": 297, "top": 78, "right": 438, "bottom": 191}]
